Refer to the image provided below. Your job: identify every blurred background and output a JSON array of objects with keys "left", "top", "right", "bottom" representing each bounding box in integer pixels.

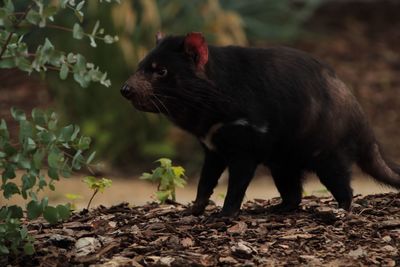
[{"left": 1, "top": 0, "right": 399, "bottom": 208}]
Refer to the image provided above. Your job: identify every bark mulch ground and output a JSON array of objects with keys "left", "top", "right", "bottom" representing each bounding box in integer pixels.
[{"left": 3, "top": 193, "right": 400, "bottom": 266}]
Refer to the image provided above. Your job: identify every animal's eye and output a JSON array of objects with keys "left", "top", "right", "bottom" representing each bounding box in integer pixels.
[{"left": 155, "top": 68, "right": 167, "bottom": 77}]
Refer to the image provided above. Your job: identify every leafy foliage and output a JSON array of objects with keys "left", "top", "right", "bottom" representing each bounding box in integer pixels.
[
  {"left": 0, "top": 0, "right": 119, "bottom": 87},
  {"left": 0, "top": 108, "right": 99, "bottom": 255},
  {"left": 141, "top": 158, "right": 186, "bottom": 203},
  {"left": 0, "top": 0, "right": 118, "bottom": 256},
  {"left": 0, "top": 211, "right": 34, "bottom": 255}
]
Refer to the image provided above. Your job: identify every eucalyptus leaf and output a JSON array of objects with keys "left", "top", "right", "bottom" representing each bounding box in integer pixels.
[
  {"left": 56, "top": 204, "right": 70, "bottom": 220},
  {"left": 72, "top": 23, "right": 84, "bottom": 40},
  {"left": 43, "top": 206, "right": 59, "bottom": 224},
  {"left": 59, "top": 63, "right": 69, "bottom": 79},
  {"left": 3, "top": 182, "right": 20, "bottom": 199},
  {"left": 26, "top": 10, "right": 41, "bottom": 25},
  {"left": 26, "top": 200, "right": 42, "bottom": 220}
]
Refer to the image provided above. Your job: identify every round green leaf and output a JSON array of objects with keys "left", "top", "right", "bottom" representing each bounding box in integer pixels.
[
  {"left": 7, "top": 205, "right": 23, "bottom": 219},
  {"left": 48, "top": 148, "right": 62, "bottom": 169},
  {"left": 31, "top": 108, "right": 47, "bottom": 126},
  {"left": 26, "top": 10, "right": 41, "bottom": 25},
  {"left": 27, "top": 200, "right": 43, "bottom": 220},
  {"left": 59, "top": 63, "right": 69, "bottom": 80},
  {"left": 56, "top": 204, "right": 70, "bottom": 221},
  {"left": 72, "top": 23, "right": 84, "bottom": 39},
  {"left": 43, "top": 206, "right": 59, "bottom": 224},
  {"left": 3, "top": 182, "right": 20, "bottom": 199},
  {"left": 22, "top": 174, "right": 36, "bottom": 192},
  {"left": 48, "top": 167, "right": 59, "bottom": 181},
  {"left": 10, "top": 107, "right": 26, "bottom": 121}
]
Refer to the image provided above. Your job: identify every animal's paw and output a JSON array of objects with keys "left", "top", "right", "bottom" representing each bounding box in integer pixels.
[
  {"left": 267, "top": 202, "right": 300, "bottom": 214},
  {"left": 183, "top": 203, "right": 206, "bottom": 216},
  {"left": 202, "top": 209, "right": 239, "bottom": 224}
]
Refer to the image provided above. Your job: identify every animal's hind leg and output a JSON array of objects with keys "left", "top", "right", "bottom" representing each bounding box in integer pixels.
[
  {"left": 269, "top": 167, "right": 303, "bottom": 212},
  {"left": 315, "top": 155, "right": 353, "bottom": 210}
]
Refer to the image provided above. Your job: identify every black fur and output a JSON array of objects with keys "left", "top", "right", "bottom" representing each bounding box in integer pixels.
[{"left": 121, "top": 34, "right": 400, "bottom": 217}]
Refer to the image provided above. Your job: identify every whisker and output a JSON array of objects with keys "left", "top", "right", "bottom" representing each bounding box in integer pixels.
[
  {"left": 152, "top": 94, "right": 171, "bottom": 117},
  {"left": 149, "top": 98, "right": 162, "bottom": 114}
]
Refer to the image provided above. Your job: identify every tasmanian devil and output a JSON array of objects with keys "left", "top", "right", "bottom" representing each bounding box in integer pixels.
[{"left": 121, "top": 32, "right": 400, "bottom": 217}]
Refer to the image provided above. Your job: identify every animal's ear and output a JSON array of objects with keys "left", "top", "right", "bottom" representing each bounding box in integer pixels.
[
  {"left": 155, "top": 31, "right": 164, "bottom": 45},
  {"left": 184, "top": 32, "right": 208, "bottom": 70}
]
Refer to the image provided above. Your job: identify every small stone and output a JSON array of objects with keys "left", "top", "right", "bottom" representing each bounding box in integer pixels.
[
  {"left": 159, "top": 256, "right": 175, "bottom": 266},
  {"left": 382, "top": 235, "right": 392, "bottom": 243},
  {"left": 108, "top": 221, "right": 117, "bottom": 228},
  {"left": 348, "top": 247, "right": 366, "bottom": 258},
  {"left": 180, "top": 237, "right": 194, "bottom": 247},
  {"left": 231, "top": 241, "right": 254, "bottom": 259},
  {"left": 75, "top": 237, "right": 101, "bottom": 257},
  {"left": 384, "top": 259, "right": 396, "bottom": 267},
  {"left": 219, "top": 256, "right": 238, "bottom": 264},
  {"left": 382, "top": 245, "right": 396, "bottom": 252}
]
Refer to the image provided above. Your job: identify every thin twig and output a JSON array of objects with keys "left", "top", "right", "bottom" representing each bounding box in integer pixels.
[
  {"left": 47, "top": 24, "right": 109, "bottom": 41},
  {"left": 46, "top": 24, "right": 73, "bottom": 32},
  {"left": 0, "top": 33, "right": 13, "bottom": 60},
  {"left": 86, "top": 189, "right": 98, "bottom": 210}
]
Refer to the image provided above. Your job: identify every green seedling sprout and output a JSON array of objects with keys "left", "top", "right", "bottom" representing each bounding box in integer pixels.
[
  {"left": 83, "top": 177, "right": 112, "bottom": 210},
  {"left": 140, "top": 158, "right": 186, "bottom": 203}
]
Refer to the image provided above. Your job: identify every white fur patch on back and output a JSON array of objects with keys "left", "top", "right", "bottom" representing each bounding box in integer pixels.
[
  {"left": 232, "top": 119, "right": 249, "bottom": 126},
  {"left": 201, "top": 123, "right": 223, "bottom": 151},
  {"left": 232, "top": 119, "right": 269, "bottom": 133}
]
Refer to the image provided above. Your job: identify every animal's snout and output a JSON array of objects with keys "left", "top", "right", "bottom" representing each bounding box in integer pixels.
[{"left": 121, "top": 83, "right": 133, "bottom": 98}]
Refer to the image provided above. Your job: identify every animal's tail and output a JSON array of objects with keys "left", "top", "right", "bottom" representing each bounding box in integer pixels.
[{"left": 357, "top": 130, "right": 400, "bottom": 189}]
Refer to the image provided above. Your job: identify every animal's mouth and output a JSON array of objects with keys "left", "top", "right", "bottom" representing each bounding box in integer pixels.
[
  {"left": 121, "top": 83, "right": 161, "bottom": 113},
  {"left": 128, "top": 94, "right": 163, "bottom": 113},
  {"left": 130, "top": 99, "right": 159, "bottom": 113}
]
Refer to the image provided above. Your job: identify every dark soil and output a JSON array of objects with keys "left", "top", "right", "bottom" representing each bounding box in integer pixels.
[{"left": 4, "top": 193, "right": 400, "bottom": 266}]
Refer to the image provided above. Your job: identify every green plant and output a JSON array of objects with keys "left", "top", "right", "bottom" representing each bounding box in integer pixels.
[
  {"left": 140, "top": 158, "right": 186, "bottom": 203},
  {"left": 0, "top": 0, "right": 119, "bottom": 87},
  {"left": 0, "top": 0, "right": 118, "bottom": 256},
  {"left": 0, "top": 108, "right": 97, "bottom": 255},
  {"left": 83, "top": 176, "right": 112, "bottom": 210},
  {"left": 0, "top": 209, "right": 34, "bottom": 255}
]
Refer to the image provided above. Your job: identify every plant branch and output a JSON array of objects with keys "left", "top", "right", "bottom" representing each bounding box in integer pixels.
[
  {"left": 0, "top": 33, "right": 13, "bottom": 60},
  {"left": 0, "top": 4, "right": 33, "bottom": 60},
  {"left": 46, "top": 24, "right": 73, "bottom": 33},
  {"left": 47, "top": 24, "right": 109, "bottom": 41}
]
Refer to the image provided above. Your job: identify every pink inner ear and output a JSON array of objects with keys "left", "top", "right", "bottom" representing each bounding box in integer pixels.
[{"left": 184, "top": 32, "right": 208, "bottom": 70}]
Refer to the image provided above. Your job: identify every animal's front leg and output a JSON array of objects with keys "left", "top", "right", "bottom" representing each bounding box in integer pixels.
[
  {"left": 190, "top": 149, "right": 226, "bottom": 215},
  {"left": 220, "top": 157, "right": 258, "bottom": 217}
]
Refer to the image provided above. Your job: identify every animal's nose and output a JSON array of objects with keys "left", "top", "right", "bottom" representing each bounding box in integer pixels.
[{"left": 121, "top": 83, "right": 133, "bottom": 98}]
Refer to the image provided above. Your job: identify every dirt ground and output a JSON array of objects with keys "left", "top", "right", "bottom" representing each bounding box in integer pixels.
[{"left": 3, "top": 192, "right": 400, "bottom": 266}]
